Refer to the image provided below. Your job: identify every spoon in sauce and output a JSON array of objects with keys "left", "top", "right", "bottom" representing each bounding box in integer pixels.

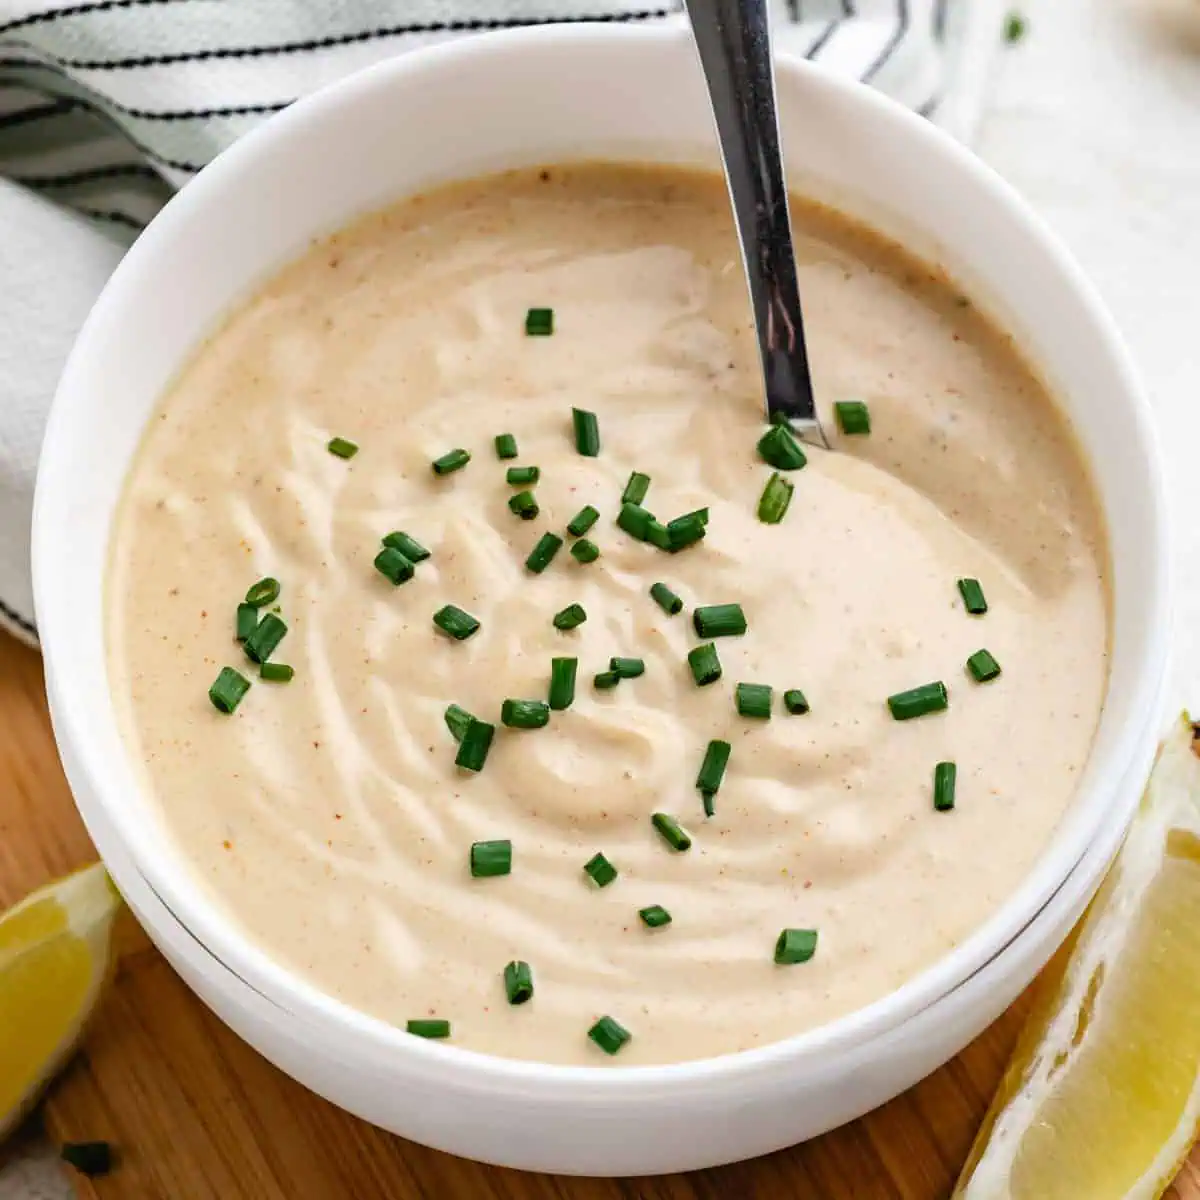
[{"left": 685, "top": 0, "right": 829, "bottom": 447}]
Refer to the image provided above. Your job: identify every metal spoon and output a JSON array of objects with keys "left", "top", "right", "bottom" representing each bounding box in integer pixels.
[{"left": 685, "top": 0, "right": 828, "bottom": 446}]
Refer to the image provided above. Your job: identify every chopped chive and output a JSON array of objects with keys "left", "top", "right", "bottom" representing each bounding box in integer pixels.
[
  {"left": 504, "top": 960, "right": 534, "bottom": 1005},
  {"left": 651, "top": 812, "right": 691, "bottom": 852},
  {"left": 567, "top": 505, "right": 600, "bottom": 537},
  {"left": 610, "top": 657, "right": 645, "bottom": 679},
  {"left": 506, "top": 465, "right": 540, "bottom": 486},
  {"left": 888, "top": 681, "right": 948, "bottom": 720},
  {"left": 757, "top": 471, "right": 794, "bottom": 524},
  {"left": 667, "top": 511, "right": 707, "bottom": 552},
  {"left": 639, "top": 905, "right": 672, "bottom": 929},
  {"left": 647, "top": 519, "right": 672, "bottom": 550},
  {"left": 431, "top": 448, "right": 471, "bottom": 476},
  {"left": 687, "top": 642, "right": 722, "bottom": 687},
  {"left": 235, "top": 602, "right": 258, "bottom": 643},
  {"left": 243, "top": 613, "right": 287, "bottom": 664},
  {"left": 553, "top": 603, "right": 587, "bottom": 631},
  {"left": 593, "top": 670, "right": 621, "bottom": 690},
  {"left": 260, "top": 662, "right": 294, "bottom": 683},
  {"left": 209, "top": 666, "right": 251, "bottom": 713},
  {"left": 583, "top": 853, "right": 618, "bottom": 888},
  {"left": 434, "top": 604, "right": 480, "bottom": 641},
  {"left": 588, "top": 1015, "right": 631, "bottom": 1056},
  {"left": 549, "top": 657, "right": 578, "bottom": 710},
  {"left": 407, "top": 1018, "right": 450, "bottom": 1039},
  {"left": 470, "top": 839, "right": 512, "bottom": 877},
  {"left": 783, "top": 689, "right": 810, "bottom": 715},
  {"left": 934, "top": 761, "right": 957, "bottom": 812},
  {"left": 444, "top": 703, "right": 475, "bottom": 742},
  {"left": 326, "top": 436, "right": 358, "bottom": 460},
  {"left": 495, "top": 432, "right": 519, "bottom": 460},
  {"left": 1004, "top": 11, "right": 1026, "bottom": 43},
  {"left": 757, "top": 424, "right": 807, "bottom": 470},
  {"left": 60, "top": 1142, "right": 113, "bottom": 1178},
  {"left": 508, "top": 490, "right": 540, "bottom": 520},
  {"left": 525, "top": 307, "right": 554, "bottom": 336},
  {"left": 650, "top": 582, "right": 683, "bottom": 616},
  {"left": 835, "top": 400, "right": 871, "bottom": 435},
  {"left": 382, "top": 531, "right": 430, "bottom": 562},
  {"left": 966, "top": 649, "right": 1001, "bottom": 683},
  {"left": 455, "top": 718, "right": 495, "bottom": 771},
  {"left": 957, "top": 577, "right": 988, "bottom": 615},
  {"left": 526, "top": 532, "right": 564, "bottom": 574},
  {"left": 502, "top": 698, "right": 550, "bottom": 729},
  {"left": 621, "top": 471, "right": 651, "bottom": 506},
  {"left": 374, "top": 546, "right": 415, "bottom": 585},
  {"left": 696, "top": 739, "right": 732, "bottom": 807},
  {"left": 735, "top": 682, "right": 772, "bottom": 719},
  {"left": 774, "top": 928, "right": 819, "bottom": 965},
  {"left": 571, "top": 538, "right": 600, "bottom": 564},
  {"left": 693, "top": 603, "right": 747, "bottom": 638},
  {"left": 244, "top": 577, "right": 280, "bottom": 608},
  {"left": 572, "top": 407, "right": 600, "bottom": 457},
  {"left": 617, "top": 502, "right": 653, "bottom": 541}
]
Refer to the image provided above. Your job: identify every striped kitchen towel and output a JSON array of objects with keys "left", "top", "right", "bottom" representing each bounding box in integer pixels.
[{"left": 0, "top": 0, "right": 1006, "bottom": 645}]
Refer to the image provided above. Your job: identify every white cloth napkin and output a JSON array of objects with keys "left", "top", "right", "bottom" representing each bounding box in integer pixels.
[{"left": 0, "top": 0, "right": 1004, "bottom": 646}]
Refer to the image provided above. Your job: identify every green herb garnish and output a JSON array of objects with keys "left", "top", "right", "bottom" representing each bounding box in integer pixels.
[
  {"left": 834, "top": 401, "right": 871, "bottom": 435},
  {"left": 470, "top": 839, "right": 512, "bottom": 877},
  {"left": 549, "top": 657, "right": 578, "bottom": 710},
  {"left": 639, "top": 905, "right": 672, "bottom": 929},
  {"left": 651, "top": 812, "right": 691, "bottom": 852},
  {"left": 934, "top": 761, "right": 957, "bottom": 812},
  {"left": 774, "top": 928, "right": 818, "bottom": 965},
  {"left": 501, "top": 698, "right": 550, "bottom": 729},
  {"left": 887, "top": 681, "right": 948, "bottom": 720},
  {"left": 525, "top": 307, "right": 554, "bottom": 336},
  {"left": 583, "top": 853, "right": 618, "bottom": 888},
  {"left": 209, "top": 666, "right": 251, "bottom": 714},
  {"left": 382, "top": 531, "right": 431, "bottom": 562},
  {"left": 572, "top": 407, "right": 600, "bottom": 456},
  {"left": 433, "top": 604, "right": 480, "bottom": 641},
  {"left": 757, "top": 471, "right": 794, "bottom": 524},
  {"left": 687, "top": 643, "right": 722, "bottom": 687},
  {"left": 374, "top": 546, "right": 415, "bottom": 585},
  {"left": 567, "top": 505, "right": 600, "bottom": 537},
  {"left": 966, "top": 649, "right": 1001, "bottom": 683},
  {"left": 588, "top": 1015, "right": 631, "bottom": 1055},
  {"left": 553, "top": 603, "right": 587, "bottom": 631},
  {"left": 735, "top": 682, "right": 771, "bottom": 719},
  {"left": 957, "top": 577, "right": 988, "bottom": 615},
  {"left": 326, "top": 436, "right": 358, "bottom": 460},
  {"left": 504, "top": 960, "right": 534, "bottom": 1005},
  {"left": 650, "top": 582, "right": 683, "bottom": 615},
  {"left": 757, "top": 424, "right": 807, "bottom": 470},
  {"left": 526, "top": 531, "right": 564, "bottom": 574},
  {"left": 454, "top": 718, "right": 495, "bottom": 772}
]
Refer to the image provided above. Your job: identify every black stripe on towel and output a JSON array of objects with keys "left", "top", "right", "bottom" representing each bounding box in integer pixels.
[
  {"left": 862, "top": 0, "right": 909, "bottom": 83},
  {"left": 0, "top": 9, "right": 675, "bottom": 72}
]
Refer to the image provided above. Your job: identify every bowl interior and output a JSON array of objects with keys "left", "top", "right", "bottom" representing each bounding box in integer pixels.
[{"left": 33, "top": 23, "right": 1168, "bottom": 1088}]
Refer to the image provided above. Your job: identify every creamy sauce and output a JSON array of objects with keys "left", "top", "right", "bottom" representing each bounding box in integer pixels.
[{"left": 107, "top": 165, "right": 1109, "bottom": 1065}]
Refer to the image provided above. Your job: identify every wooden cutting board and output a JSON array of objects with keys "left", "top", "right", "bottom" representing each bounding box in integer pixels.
[{"left": 1, "top": 631, "right": 1196, "bottom": 1199}]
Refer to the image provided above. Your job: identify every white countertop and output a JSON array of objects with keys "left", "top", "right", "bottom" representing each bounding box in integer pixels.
[{"left": 2, "top": 0, "right": 1197, "bottom": 1194}]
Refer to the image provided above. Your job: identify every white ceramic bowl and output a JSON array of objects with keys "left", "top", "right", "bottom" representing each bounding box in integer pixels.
[{"left": 33, "top": 23, "right": 1169, "bottom": 1176}]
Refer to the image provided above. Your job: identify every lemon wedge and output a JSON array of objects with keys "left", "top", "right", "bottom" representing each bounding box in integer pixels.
[
  {"left": 0, "top": 863, "right": 121, "bottom": 1142},
  {"left": 954, "top": 714, "right": 1200, "bottom": 1200}
]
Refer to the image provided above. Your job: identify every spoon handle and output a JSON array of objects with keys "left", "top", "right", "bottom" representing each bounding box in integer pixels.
[{"left": 685, "top": 0, "right": 819, "bottom": 431}]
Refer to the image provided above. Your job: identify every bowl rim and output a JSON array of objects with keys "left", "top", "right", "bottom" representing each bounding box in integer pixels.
[{"left": 34, "top": 21, "right": 1171, "bottom": 1093}]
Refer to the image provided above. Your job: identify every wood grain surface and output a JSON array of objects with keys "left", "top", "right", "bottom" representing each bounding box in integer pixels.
[{"left": 0, "top": 631, "right": 1195, "bottom": 1199}]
